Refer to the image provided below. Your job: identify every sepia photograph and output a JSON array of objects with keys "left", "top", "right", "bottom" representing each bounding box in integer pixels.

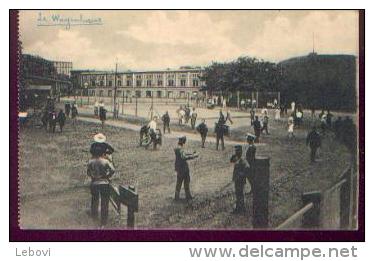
[{"left": 11, "top": 10, "right": 362, "bottom": 239}]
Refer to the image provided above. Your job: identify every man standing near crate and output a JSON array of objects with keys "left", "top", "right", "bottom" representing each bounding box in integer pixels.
[{"left": 87, "top": 133, "right": 115, "bottom": 227}]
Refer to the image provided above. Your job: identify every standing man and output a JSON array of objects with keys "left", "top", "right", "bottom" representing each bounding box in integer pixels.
[
  {"left": 99, "top": 106, "right": 107, "bottom": 129},
  {"left": 87, "top": 135, "right": 115, "bottom": 227},
  {"left": 250, "top": 108, "right": 255, "bottom": 126},
  {"left": 161, "top": 111, "right": 171, "bottom": 134},
  {"left": 57, "top": 109, "right": 66, "bottom": 133},
  {"left": 226, "top": 109, "right": 234, "bottom": 125},
  {"left": 287, "top": 116, "right": 295, "bottom": 139},
  {"left": 245, "top": 134, "right": 256, "bottom": 189},
  {"left": 71, "top": 104, "right": 78, "bottom": 128},
  {"left": 196, "top": 119, "right": 208, "bottom": 148},
  {"left": 48, "top": 110, "right": 57, "bottom": 133},
  {"left": 253, "top": 116, "right": 262, "bottom": 143},
  {"left": 230, "top": 145, "right": 250, "bottom": 214},
  {"left": 261, "top": 113, "right": 270, "bottom": 135},
  {"left": 65, "top": 102, "right": 71, "bottom": 118},
  {"left": 190, "top": 108, "right": 198, "bottom": 129},
  {"left": 306, "top": 126, "right": 322, "bottom": 163},
  {"left": 215, "top": 113, "right": 226, "bottom": 150},
  {"left": 174, "top": 136, "right": 199, "bottom": 201}
]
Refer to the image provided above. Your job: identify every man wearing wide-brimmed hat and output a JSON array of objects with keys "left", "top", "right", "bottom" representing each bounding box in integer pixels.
[
  {"left": 90, "top": 133, "right": 115, "bottom": 161},
  {"left": 174, "top": 136, "right": 199, "bottom": 201},
  {"left": 87, "top": 133, "right": 115, "bottom": 227}
]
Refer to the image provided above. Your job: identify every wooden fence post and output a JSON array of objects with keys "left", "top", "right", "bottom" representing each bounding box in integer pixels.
[
  {"left": 252, "top": 156, "right": 270, "bottom": 229},
  {"left": 302, "top": 191, "right": 322, "bottom": 228},
  {"left": 340, "top": 167, "right": 352, "bottom": 229}
]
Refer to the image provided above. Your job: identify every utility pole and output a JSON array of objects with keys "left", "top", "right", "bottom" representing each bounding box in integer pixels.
[{"left": 113, "top": 58, "right": 118, "bottom": 119}]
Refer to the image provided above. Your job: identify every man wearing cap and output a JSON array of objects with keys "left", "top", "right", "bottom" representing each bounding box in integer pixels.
[
  {"left": 245, "top": 133, "right": 256, "bottom": 188},
  {"left": 230, "top": 145, "right": 250, "bottom": 214},
  {"left": 215, "top": 111, "right": 226, "bottom": 150},
  {"left": 87, "top": 136, "right": 115, "bottom": 227},
  {"left": 161, "top": 111, "right": 171, "bottom": 134},
  {"left": 174, "top": 136, "right": 199, "bottom": 201},
  {"left": 196, "top": 119, "right": 208, "bottom": 148},
  {"left": 306, "top": 126, "right": 322, "bottom": 163}
]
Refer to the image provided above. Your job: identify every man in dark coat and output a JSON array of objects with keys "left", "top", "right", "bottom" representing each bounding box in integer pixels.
[
  {"left": 253, "top": 116, "right": 262, "bottom": 143},
  {"left": 261, "top": 114, "right": 269, "bottom": 135},
  {"left": 245, "top": 134, "right": 256, "bottom": 188},
  {"left": 57, "top": 109, "right": 66, "bottom": 132},
  {"left": 215, "top": 120, "right": 226, "bottom": 150},
  {"left": 306, "top": 126, "right": 322, "bottom": 163},
  {"left": 48, "top": 110, "right": 57, "bottom": 133},
  {"left": 161, "top": 111, "right": 171, "bottom": 134},
  {"left": 230, "top": 145, "right": 250, "bottom": 214},
  {"left": 174, "top": 136, "right": 198, "bottom": 201},
  {"left": 41, "top": 110, "right": 49, "bottom": 131},
  {"left": 196, "top": 119, "right": 208, "bottom": 148},
  {"left": 65, "top": 103, "right": 71, "bottom": 118},
  {"left": 99, "top": 106, "right": 107, "bottom": 129},
  {"left": 250, "top": 109, "right": 255, "bottom": 125}
]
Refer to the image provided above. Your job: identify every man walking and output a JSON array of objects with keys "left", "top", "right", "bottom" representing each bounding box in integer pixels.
[
  {"left": 174, "top": 136, "right": 199, "bottom": 201},
  {"left": 71, "top": 104, "right": 78, "bottom": 128},
  {"left": 87, "top": 135, "right": 115, "bottom": 227},
  {"left": 261, "top": 114, "right": 270, "bottom": 135},
  {"left": 99, "top": 106, "right": 107, "bottom": 129},
  {"left": 161, "top": 111, "right": 171, "bottom": 134},
  {"left": 196, "top": 119, "right": 208, "bottom": 148},
  {"left": 57, "top": 109, "right": 66, "bottom": 133},
  {"left": 230, "top": 145, "right": 250, "bottom": 214},
  {"left": 65, "top": 102, "right": 71, "bottom": 118},
  {"left": 253, "top": 116, "right": 262, "bottom": 143},
  {"left": 306, "top": 126, "right": 322, "bottom": 163}
]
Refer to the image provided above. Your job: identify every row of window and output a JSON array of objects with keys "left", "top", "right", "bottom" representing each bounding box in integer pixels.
[
  {"left": 88, "top": 79, "right": 200, "bottom": 87},
  {"left": 89, "top": 89, "right": 193, "bottom": 98}
]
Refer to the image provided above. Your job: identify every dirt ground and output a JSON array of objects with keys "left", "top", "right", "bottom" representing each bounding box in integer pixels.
[{"left": 18, "top": 111, "right": 352, "bottom": 230}]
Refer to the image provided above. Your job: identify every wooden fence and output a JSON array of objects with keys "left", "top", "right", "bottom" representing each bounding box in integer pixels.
[{"left": 276, "top": 166, "right": 356, "bottom": 230}]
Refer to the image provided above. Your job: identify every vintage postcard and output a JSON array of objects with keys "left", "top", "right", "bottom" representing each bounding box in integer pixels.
[{"left": 10, "top": 10, "right": 363, "bottom": 241}]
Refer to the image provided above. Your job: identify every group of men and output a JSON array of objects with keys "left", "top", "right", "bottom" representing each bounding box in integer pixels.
[{"left": 41, "top": 102, "right": 78, "bottom": 133}]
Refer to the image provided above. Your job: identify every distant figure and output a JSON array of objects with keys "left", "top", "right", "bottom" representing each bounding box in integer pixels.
[
  {"left": 190, "top": 108, "right": 198, "bottom": 129},
  {"left": 48, "top": 111, "right": 57, "bottom": 133},
  {"left": 71, "top": 104, "right": 78, "bottom": 127},
  {"left": 99, "top": 106, "right": 107, "bottom": 129},
  {"left": 57, "top": 109, "right": 66, "bottom": 132},
  {"left": 306, "top": 126, "right": 322, "bottom": 163},
  {"left": 261, "top": 114, "right": 270, "bottom": 135},
  {"left": 295, "top": 110, "right": 303, "bottom": 127},
  {"left": 65, "top": 103, "right": 71, "bottom": 118},
  {"left": 291, "top": 101, "right": 296, "bottom": 113},
  {"left": 250, "top": 108, "right": 255, "bottom": 126},
  {"left": 253, "top": 116, "right": 262, "bottom": 143},
  {"left": 273, "top": 98, "right": 278, "bottom": 108},
  {"left": 252, "top": 99, "right": 257, "bottom": 109},
  {"left": 177, "top": 106, "right": 185, "bottom": 125},
  {"left": 174, "top": 136, "right": 199, "bottom": 201},
  {"left": 287, "top": 116, "right": 295, "bottom": 139},
  {"left": 240, "top": 99, "right": 246, "bottom": 110},
  {"left": 274, "top": 107, "right": 281, "bottom": 120},
  {"left": 222, "top": 98, "right": 227, "bottom": 108},
  {"left": 196, "top": 119, "right": 208, "bottom": 148},
  {"left": 230, "top": 145, "right": 250, "bottom": 214},
  {"left": 326, "top": 110, "right": 333, "bottom": 128},
  {"left": 94, "top": 101, "right": 99, "bottom": 116},
  {"left": 87, "top": 134, "right": 115, "bottom": 227},
  {"left": 226, "top": 109, "right": 233, "bottom": 125},
  {"left": 41, "top": 110, "right": 48, "bottom": 131},
  {"left": 185, "top": 106, "right": 191, "bottom": 124},
  {"left": 161, "top": 111, "right": 171, "bottom": 134},
  {"left": 215, "top": 112, "right": 226, "bottom": 150}
]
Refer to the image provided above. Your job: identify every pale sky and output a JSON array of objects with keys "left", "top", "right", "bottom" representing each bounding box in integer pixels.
[{"left": 19, "top": 10, "right": 359, "bottom": 71}]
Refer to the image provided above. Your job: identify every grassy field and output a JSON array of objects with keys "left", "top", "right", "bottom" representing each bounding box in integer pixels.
[{"left": 18, "top": 112, "right": 352, "bottom": 229}]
